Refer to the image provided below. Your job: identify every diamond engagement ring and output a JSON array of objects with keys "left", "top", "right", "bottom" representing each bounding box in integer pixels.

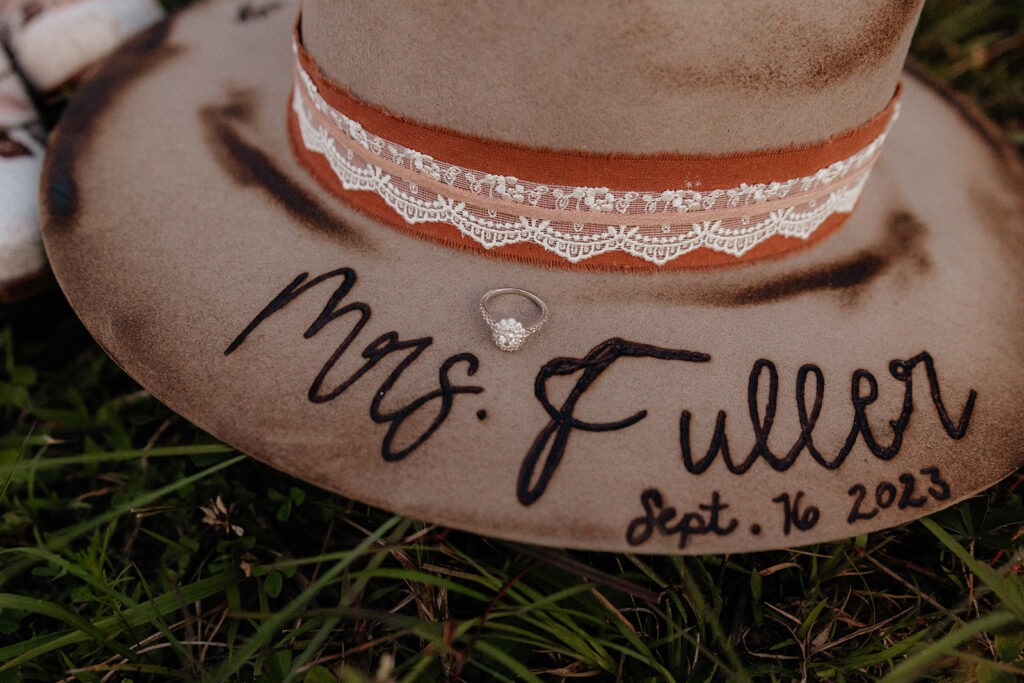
[{"left": 480, "top": 288, "right": 549, "bottom": 351}]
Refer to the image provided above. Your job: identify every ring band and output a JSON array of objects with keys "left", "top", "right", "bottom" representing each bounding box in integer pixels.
[{"left": 480, "top": 288, "right": 549, "bottom": 351}]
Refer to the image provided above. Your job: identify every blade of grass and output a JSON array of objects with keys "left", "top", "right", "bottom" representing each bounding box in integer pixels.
[
  {"left": 0, "top": 454, "right": 245, "bottom": 587},
  {"left": 502, "top": 542, "right": 662, "bottom": 604},
  {"left": 207, "top": 515, "right": 407, "bottom": 682},
  {"left": 472, "top": 639, "right": 545, "bottom": 683},
  {"left": 320, "top": 567, "right": 491, "bottom": 603},
  {"left": 0, "top": 594, "right": 139, "bottom": 662},
  {"left": 282, "top": 521, "right": 405, "bottom": 683},
  {"left": 881, "top": 610, "right": 1019, "bottom": 682},
  {"left": 0, "top": 444, "right": 234, "bottom": 476},
  {"left": 836, "top": 628, "right": 932, "bottom": 669},
  {"left": 0, "top": 571, "right": 240, "bottom": 669},
  {"left": 921, "top": 518, "right": 1024, "bottom": 618},
  {"left": 677, "top": 557, "right": 750, "bottom": 682}
]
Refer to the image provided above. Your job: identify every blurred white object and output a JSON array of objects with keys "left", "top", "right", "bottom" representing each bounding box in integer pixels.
[
  {"left": 4, "top": 0, "right": 165, "bottom": 92},
  {"left": 0, "top": 48, "right": 46, "bottom": 291}
]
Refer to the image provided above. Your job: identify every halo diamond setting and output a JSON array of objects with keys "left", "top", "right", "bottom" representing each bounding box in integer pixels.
[{"left": 492, "top": 318, "right": 529, "bottom": 352}]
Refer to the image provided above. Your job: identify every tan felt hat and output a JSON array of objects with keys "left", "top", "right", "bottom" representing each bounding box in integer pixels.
[{"left": 40, "top": 0, "right": 1024, "bottom": 553}]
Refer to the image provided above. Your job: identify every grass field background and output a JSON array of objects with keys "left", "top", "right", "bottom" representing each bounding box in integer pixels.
[{"left": 1, "top": 1, "right": 1023, "bottom": 681}]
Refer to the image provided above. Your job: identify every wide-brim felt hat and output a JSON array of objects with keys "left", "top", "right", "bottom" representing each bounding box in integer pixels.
[{"left": 41, "top": 0, "right": 1024, "bottom": 553}]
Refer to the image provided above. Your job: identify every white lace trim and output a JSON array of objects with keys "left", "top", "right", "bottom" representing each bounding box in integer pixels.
[{"left": 291, "top": 44, "right": 897, "bottom": 265}]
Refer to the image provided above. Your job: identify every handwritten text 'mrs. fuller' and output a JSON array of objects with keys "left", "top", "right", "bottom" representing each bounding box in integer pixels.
[{"left": 226, "top": 268, "right": 977, "bottom": 515}]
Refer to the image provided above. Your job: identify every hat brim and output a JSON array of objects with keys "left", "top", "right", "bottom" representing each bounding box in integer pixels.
[{"left": 41, "top": 0, "right": 1024, "bottom": 553}]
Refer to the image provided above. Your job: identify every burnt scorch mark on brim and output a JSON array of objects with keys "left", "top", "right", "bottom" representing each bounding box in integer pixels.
[
  {"left": 968, "top": 181, "right": 1024, "bottom": 262},
  {"left": 718, "top": 210, "right": 931, "bottom": 306},
  {"left": 236, "top": 1, "right": 285, "bottom": 22},
  {"left": 198, "top": 91, "right": 376, "bottom": 252},
  {"left": 205, "top": 87, "right": 257, "bottom": 125},
  {"left": 591, "top": 210, "right": 931, "bottom": 308},
  {"left": 42, "top": 19, "right": 180, "bottom": 231}
]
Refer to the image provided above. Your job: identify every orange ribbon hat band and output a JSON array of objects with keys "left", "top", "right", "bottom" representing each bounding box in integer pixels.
[{"left": 287, "top": 23, "right": 902, "bottom": 272}]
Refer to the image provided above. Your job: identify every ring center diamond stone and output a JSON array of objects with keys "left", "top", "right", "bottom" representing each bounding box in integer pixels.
[{"left": 492, "top": 318, "right": 528, "bottom": 351}]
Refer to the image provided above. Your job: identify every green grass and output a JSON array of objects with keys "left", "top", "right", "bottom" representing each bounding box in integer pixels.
[
  {"left": 1, "top": 1, "right": 1023, "bottom": 681},
  {"left": 913, "top": 0, "right": 1024, "bottom": 150}
]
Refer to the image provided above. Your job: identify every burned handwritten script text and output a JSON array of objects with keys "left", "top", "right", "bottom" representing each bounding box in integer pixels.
[{"left": 226, "top": 267, "right": 978, "bottom": 548}]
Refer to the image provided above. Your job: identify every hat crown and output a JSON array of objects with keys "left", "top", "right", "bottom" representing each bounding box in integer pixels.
[{"left": 301, "top": 0, "right": 922, "bottom": 155}]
